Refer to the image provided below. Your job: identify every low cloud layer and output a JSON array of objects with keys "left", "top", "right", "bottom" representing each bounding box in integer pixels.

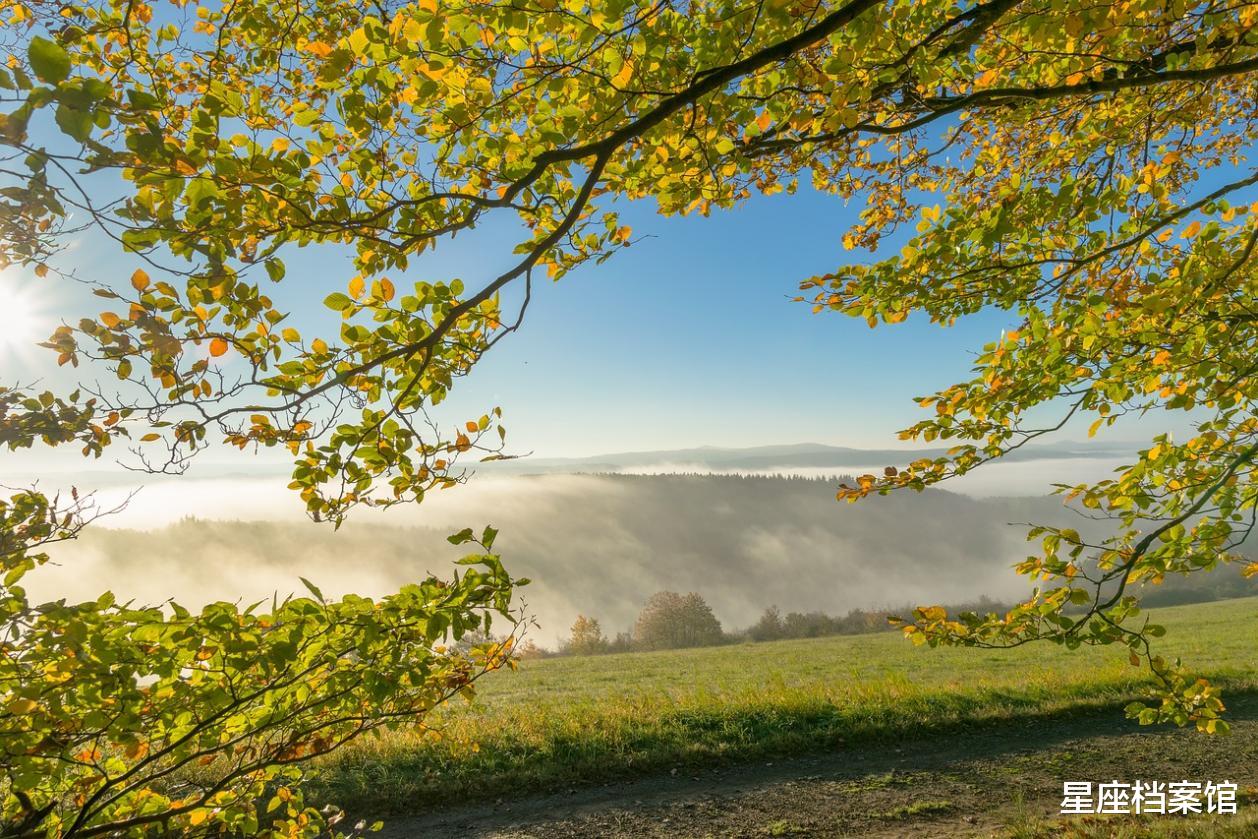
[{"left": 32, "top": 474, "right": 1100, "bottom": 645}]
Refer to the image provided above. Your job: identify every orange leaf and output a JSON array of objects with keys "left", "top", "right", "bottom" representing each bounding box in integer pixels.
[
  {"left": 613, "top": 61, "right": 633, "bottom": 88},
  {"left": 209, "top": 337, "right": 229, "bottom": 357},
  {"left": 131, "top": 269, "right": 150, "bottom": 292}
]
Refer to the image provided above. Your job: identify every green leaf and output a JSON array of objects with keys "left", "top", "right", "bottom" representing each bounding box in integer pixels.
[
  {"left": 54, "top": 103, "right": 93, "bottom": 142},
  {"left": 298, "top": 576, "right": 324, "bottom": 602},
  {"left": 323, "top": 292, "right": 353, "bottom": 311},
  {"left": 126, "top": 88, "right": 161, "bottom": 110},
  {"left": 447, "top": 527, "right": 475, "bottom": 545},
  {"left": 29, "top": 37, "right": 71, "bottom": 84}
]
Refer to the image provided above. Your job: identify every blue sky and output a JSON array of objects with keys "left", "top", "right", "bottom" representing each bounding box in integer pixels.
[
  {"left": 424, "top": 187, "right": 1022, "bottom": 457},
  {"left": 4, "top": 175, "right": 1183, "bottom": 471}
]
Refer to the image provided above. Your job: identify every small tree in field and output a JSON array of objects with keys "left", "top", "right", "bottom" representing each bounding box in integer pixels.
[
  {"left": 748, "top": 606, "right": 785, "bottom": 642},
  {"left": 608, "top": 632, "right": 635, "bottom": 655},
  {"left": 633, "top": 592, "right": 724, "bottom": 651},
  {"left": 566, "top": 614, "right": 609, "bottom": 656}
]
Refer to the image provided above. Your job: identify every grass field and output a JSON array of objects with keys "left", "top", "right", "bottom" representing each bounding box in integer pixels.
[{"left": 311, "top": 596, "right": 1258, "bottom": 815}]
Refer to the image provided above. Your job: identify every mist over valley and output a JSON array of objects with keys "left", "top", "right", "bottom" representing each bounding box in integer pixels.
[{"left": 30, "top": 472, "right": 1131, "bottom": 645}]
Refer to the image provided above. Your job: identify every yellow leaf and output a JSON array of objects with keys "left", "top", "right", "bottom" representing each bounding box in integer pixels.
[
  {"left": 349, "top": 275, "right": 365, "bottom": 299},
  {"left": 6, "top": 698, "right": 37, "bottom": 715},
  {"left": 347, "top": 27, "right": 369, "bottom": 56},
  {"left": 312, "top": 338, "right": 328, "bottom": 354},
  {"left": 271, "top": 137, "right": 290, "bottom": 154},
  {"left": 379, "top": 277, "right": 395, "bottom": 301},
  {"left": 919, "top": 605, "right": 947, "bottom": 622},
  {"left": 613, "top": 61, "right": 633, "bottom": 88},
  {"left": 305, "top": 40, "right": 333, "bottom": 59},
  {"left": 131, "top": 268, "right": 150, "bottom": 292},
  {"left": 100, "top": 312, "right": 121, "bottom": 328}
]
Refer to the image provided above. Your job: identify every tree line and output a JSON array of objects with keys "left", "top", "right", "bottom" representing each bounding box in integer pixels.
[
  {"left": 555, "top": 568, "right": 1258, "bottom": 657},
  {"left": 555, "top": 592, "right": 1014, "bottom": 657}
]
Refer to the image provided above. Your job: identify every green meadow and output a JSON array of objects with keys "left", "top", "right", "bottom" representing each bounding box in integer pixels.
[{"left": 311, "top": 596, "right": 1258, "bottom": 814}]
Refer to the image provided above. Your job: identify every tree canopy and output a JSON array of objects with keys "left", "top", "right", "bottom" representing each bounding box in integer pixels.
[
  {"left": 3, "top": 0, "right": 1258, "bottom": 831},
  {"left": 633, "top": 591, "right": 725, "bottom": 650},
  {"left": 566, "top": 614, "right": 610, "bottom": 655},
  {"left": 4, "top": 0, "right": 1249, "bottom": 523}
]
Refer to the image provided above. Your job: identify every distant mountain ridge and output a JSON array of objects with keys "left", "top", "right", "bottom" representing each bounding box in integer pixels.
[
  {"left": 6, "top": 440, "right": 1141, "bottom": 487},
  {"left": 481, "top": 440, "right": 1140, "bottom": 474}
]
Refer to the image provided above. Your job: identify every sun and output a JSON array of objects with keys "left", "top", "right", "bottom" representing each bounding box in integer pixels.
[{"left": 0, "top": 281, "right": 43, "bottom": 356}]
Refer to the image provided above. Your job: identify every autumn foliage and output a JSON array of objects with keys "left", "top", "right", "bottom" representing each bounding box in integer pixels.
[{"left": 3, "top": 0, "right": 1258, "bottom": 832}]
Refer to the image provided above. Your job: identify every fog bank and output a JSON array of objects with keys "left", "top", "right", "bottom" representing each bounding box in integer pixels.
[{"left": 33, "top": 474, "right": 1099, "bottom": 644}]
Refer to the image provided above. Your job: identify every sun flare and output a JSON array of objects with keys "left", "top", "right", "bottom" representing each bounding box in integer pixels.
[{"left": 0, "top": 284, "right": 41, "bottom": 355}]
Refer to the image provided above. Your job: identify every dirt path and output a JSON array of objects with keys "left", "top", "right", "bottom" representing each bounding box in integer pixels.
[{"left": 375, "top": 695, "right": 1258, "bottom": 838}]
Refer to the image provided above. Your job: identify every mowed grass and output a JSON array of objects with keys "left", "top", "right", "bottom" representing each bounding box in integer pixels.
[{"left": 311, "top": 596, "right": 1258, "bottom": 814}]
